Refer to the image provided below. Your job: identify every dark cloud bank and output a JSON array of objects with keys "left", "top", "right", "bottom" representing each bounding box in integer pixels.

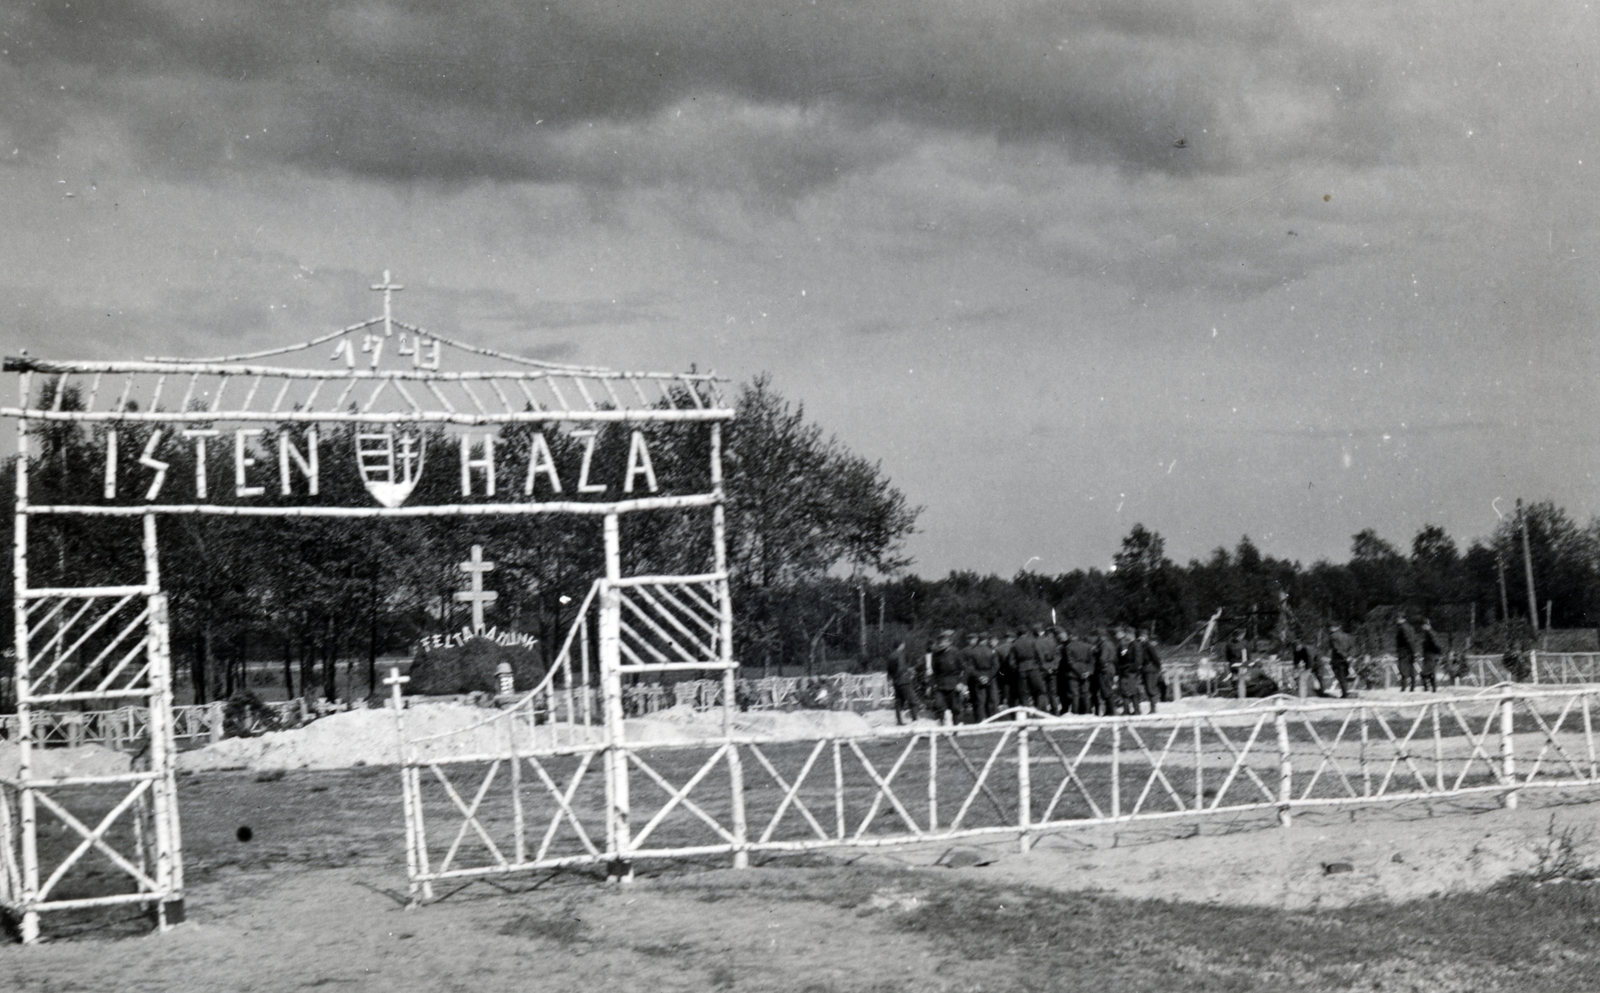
[{"left": 4, "top": 0, "right": 1401, "bottom": 188}]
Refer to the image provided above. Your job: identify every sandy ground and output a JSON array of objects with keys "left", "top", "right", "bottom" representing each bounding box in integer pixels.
[
  {"left": 6, "top": 786, "right": 1598, "bottom": 991},
  {"left": 870, "top": 789, "right": 1600, "bottom": 909},
  {"left": 7, "top": 695, "right": 1600, "bottom": 990}
]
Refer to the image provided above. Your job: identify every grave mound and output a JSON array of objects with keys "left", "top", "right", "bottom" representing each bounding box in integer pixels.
[{"left": 407, "top": 636, "right": 544, "bottom": 696}]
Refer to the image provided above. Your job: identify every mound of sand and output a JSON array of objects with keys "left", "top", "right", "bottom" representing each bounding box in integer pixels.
[
  {"left": 179, "top": 704, "right": 504, "bottom": 772},
  {"left": 0, "top": 742, "right": 132, "bottom": 781},
  {"left": 176, "top": 703, "right": 939, "bottom": 773}
]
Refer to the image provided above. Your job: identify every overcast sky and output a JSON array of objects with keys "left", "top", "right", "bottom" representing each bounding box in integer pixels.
[{"left": 3, "top": 1, "right": 1597, "bottom": 576}]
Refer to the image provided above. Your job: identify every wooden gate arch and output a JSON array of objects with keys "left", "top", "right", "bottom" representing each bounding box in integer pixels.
[{"left": 0, "top": 273, "right": 735, "bottom": 941}]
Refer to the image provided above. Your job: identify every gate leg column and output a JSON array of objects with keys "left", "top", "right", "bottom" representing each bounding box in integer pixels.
[{"left": 600, "top": 515, "right": 632, "bottom": 883}]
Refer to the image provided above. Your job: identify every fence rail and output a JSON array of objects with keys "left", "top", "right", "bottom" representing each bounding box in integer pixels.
[
  {"left": 0, "top": 699, "right": 312, "bottom": 751},
  {"left": 396, "top": 684, "right": 1600, "bottom": 898}
]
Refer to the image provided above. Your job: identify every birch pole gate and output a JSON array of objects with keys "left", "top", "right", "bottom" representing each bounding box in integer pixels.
[{"left": 0, "top": 272, "right": 736, "bottom": 940}]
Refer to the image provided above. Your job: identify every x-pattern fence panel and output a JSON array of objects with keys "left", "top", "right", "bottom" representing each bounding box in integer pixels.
[
  {"left": 612, "top": 576, "right": 728, "bottom": 672},
  {"left": 22, "top": 590, "right": 155, "bottom": 705},
  {"left": 399, "top": 686, "right": 1600, "bottom": 896},
  {"left": 2, "top": 572, "right": 182, "bottom": 939}
]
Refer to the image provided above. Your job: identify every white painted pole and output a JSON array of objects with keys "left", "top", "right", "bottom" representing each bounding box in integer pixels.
[
  {"left": 1501, "top": 688, "right": 1518, "bottom": 809},
  {"left": 833, "top": 740, "right": 845, "bottom": 840},
  {"left": 1275, "top": 705, "right": 1292, "bottom": 828},
  {"left": 710, "top": 423, "right": 747, "bottom": 868},
  {"left": 600, "top": 514, "right": 631, "bottom": 882},
  {"left": 1584, "top": 691, "right": 1597, "bottom": 782},
  {"left": 1110, "top": 721, "right": 1121, "bottom": 819},
  {"left": 14, "top": 370, "right": 38, "bottom": 944},
  {"left": 928, "top": 734, "right": 938, "bottom": 831},
  {"left": 384, "top": 665, "right": 426, "bottom": 904},
  {"left": 1017, "top": 725, "right": 1033, "bottom": 852}
]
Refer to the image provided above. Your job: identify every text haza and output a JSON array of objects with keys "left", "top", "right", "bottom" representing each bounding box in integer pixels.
[{"left": 100, "top": 428, "right": 660, "bottom": 501}]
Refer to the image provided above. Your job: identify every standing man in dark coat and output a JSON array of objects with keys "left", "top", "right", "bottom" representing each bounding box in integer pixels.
[
  {"left": 1326, "top": 621, "right": 1355, "bottom": 697},
  {"left": 1012, "top": 625, "right": 1048, "bottom": 711},
  {"left": 885, "top": 640, "right": 921, "bottom": 725},
  {"left": 1395, "top": 616, "right": 1419, "bottom": 692},
  {"left": 963, "top": 631, "right": 1001, "bottom": 723},
  {"left": 928, "top": 629, "right": 967, "bottom": 724},
  {"left": 1059, "top": 629, "right": 1094, "bottom": 715},
  {"left": 1419, "top": 620, "right": 1444, "bottom": 693},
  {"left": 1093, "top": 627, "right": 1120, "bottom": 716},
  {"left": 1136, "top": 629, "right": 1164, "bottom": 713},
  {"left": 1114, "top": 628, "right": 1142, "bottom": 715},
  {"left": 1037, "top": 625, "right": 1064, "bottom": 714},
  {"left": 994, "top": 630, "right": 1019, "bottom": 709}
]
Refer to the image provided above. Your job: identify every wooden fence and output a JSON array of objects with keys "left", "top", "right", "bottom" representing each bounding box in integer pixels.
[{"left": 393, "top": 685, "right": 1600, "bottom": 902}]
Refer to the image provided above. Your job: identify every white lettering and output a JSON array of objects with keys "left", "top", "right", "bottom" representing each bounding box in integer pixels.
[
  {"left": 523, "top": 432, "right": 562, "bottom": 495},
  {"left": 574, "top": 429, "right": 606, "bottom": 494},
  {"left": 459, "top": 433, "right": 496, "bottom": 496},
  {"left": 104, "top": 429, "right": 117, "bottom": 499},
  {"left": 182, "top": 429, "right": 219, "bottom": 498},
  {"left": 623, "top": 430, "right": 659, "bottom": 494},
  {"left": 278, "top": 429, "right": 320, "bottom": 496},
  {"left": 140, "top": 430, "right": 168, "bottom": 501},
  {"left": 234, "top": 429, "right": 265, "bottom": 498}
]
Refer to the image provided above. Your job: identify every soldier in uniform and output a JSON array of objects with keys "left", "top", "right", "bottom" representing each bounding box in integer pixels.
[
  {"left": 1115, "top": 627, "right": 1142, "bottom": 714},
  {"left": 1037, "top": 624, "right": 1064, "bottom": 713},
  {"left": 1136, "top": 628, "right": 1164, "bottom": 713},
  {"left": 1011, "top": 624, "right": 1048, "bottom": 711},
  {"left": 1093, "top": 627, "right": 1120, "bottom": 716},
  {"left": 1326, "top": 620, "right": 1355, "bottom": 697},
  {"left": 928, "top": 629, "right": 967, "bottom": 724},
  {"left": 1059, "top": 628, "right": 1095, "bottom": 715},
  {"left": 885, "top": 639, "right": 921, "bottom": 725},
  {"left": 1419, "top": 620, "right": 1444, "bottom": 692},
  {"left": 995, "top": 629, "right": 1020, "bottom": 709},
  {"left": 1395, "top": 616, "right": 1419, "bottom": 692},
  {"left": 963, "top": 631, "right": 1001, "bottom": 723}
]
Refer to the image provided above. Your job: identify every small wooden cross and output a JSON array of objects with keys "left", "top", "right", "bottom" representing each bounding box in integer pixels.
[
  {"left": 384, "top": 665, "right": 410, "bottom": 710},
  {"left": 370, "top": 269, "right": 404, "bottom": 338},
  {"left": 454, "top": 544, "right": 499, "bottom": 632}
]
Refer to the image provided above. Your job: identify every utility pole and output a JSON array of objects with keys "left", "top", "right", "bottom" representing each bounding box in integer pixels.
[
  {"left": 1496, "top": 550, "right": 1510, "bottom": 623},
  {"left": 1519, "top": 499, "right": 1540, "bottom": 631}
]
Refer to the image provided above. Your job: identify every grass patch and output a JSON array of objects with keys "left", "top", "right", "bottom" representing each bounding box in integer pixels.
[
  {"left": 497, "top": 908, "right": 592, "bottom": 945},
  {"left": 893, "top": 873, "right": 1600, "bottom": 991}
]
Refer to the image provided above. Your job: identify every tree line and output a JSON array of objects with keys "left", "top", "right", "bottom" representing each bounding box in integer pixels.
[{"left": 862, "top": 505, "right": 1600, "bottom": 664}]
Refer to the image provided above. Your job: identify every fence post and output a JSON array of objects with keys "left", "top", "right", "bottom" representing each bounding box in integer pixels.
[
  {"left": 1500, "top": 687, "right": 1518, "bottom": 809},
  {"left": 1275, "top": 705, "right": 1292, "bottom": 827},
  {"left": 727, "top": 741, "right": 748, "bottom": 869},
  {"left": 1584, "top": 691, "right": 1597, "bottom": 782},
  {"left": 927, "top": 733, "right": 938, "bottom": 831},
  {"left": 1529, "top": 650, "right": 1539, "bottom": 684},
  {"left": 1017, "top": 725, "right": 1032, "bottom": 852},
  {"left": 209, "top": 700, "right": 225, "bottom": 744},
  {"left": 832, "top": 739, "right": 845, "bottom": 840},
  {"left": 1110, "top": 720, "right": 1121, "bottom": 819}
]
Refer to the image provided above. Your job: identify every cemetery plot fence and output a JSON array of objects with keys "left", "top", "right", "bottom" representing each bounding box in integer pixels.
[{"left": 395, "top": 685, "right": 1600, "bottom": 899}]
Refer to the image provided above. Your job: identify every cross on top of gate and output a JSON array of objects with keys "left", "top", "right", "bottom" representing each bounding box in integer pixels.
[
  {"left": 454, "top": 544, "right": 499, "bottom": 632},
  {"left": 370, "top": 269, "right": 403, "bottom": 339}
]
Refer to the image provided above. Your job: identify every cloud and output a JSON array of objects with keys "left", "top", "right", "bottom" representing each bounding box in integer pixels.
[{"left": 4, "top": 0, "right": 1407, "bottom": 189}]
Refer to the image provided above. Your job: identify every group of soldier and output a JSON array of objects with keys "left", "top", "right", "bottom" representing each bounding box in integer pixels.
[
  {"left": 1393, "top": 615, "right": 1448, "bottom": 692},
  {"left": 884, "top": 625, "right": 1165, "bottom": 725}
]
